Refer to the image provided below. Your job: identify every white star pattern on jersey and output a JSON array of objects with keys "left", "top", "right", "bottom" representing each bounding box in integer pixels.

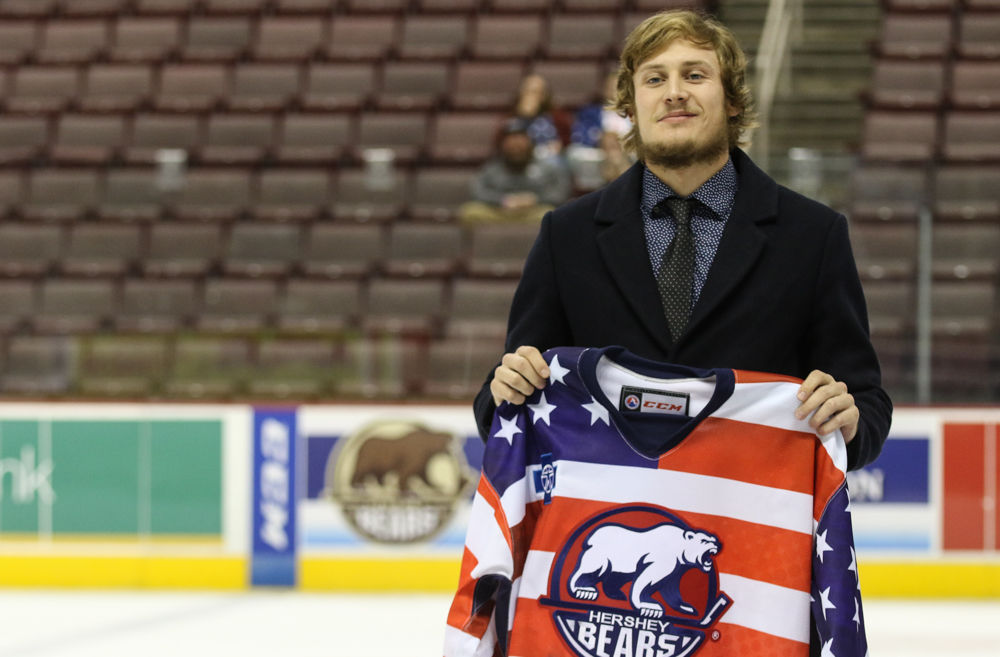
[
  {"left": 816, "top": 529, "right": 834, "bottom": 563},
  {"left": 581, "top": 396, "right": 610, "bottom": 426},
  {"left": 528, "top": 392, "right": 557, "bottom": 425},
  {"left": 853, "top": 597, "right": 860, "bottom": 629},
  {"left": 822, "top": 638, "right": 836, "bottom": 657},
  {"left": 548, "top": 355, "right": 570, "bottom": 386},
  {"left": 820, "top": 586, "right": 837, "bottom": 620},
  {"left": 494, "top": 415, "right": 522, "bottom": 445},
  {"left": 848, "top": 547, "right": 858, "bottom": 588}
]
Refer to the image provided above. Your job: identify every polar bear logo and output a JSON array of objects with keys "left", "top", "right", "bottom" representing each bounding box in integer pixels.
[{"left": 568, "top": 523, "right": 721, "bottom": 618}]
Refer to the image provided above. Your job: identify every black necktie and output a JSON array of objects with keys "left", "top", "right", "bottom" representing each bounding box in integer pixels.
[{"left": 654, "top": 197, "right": 695, "bottom": 342}]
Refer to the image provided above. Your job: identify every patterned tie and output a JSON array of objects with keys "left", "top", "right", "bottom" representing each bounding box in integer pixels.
[{"left": 654, "top": 197, "right": 695, "bottom": 342}]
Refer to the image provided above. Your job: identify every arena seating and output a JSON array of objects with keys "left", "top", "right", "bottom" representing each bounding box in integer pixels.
[{"left": 853, "top": 0, "right": 1000, "bottom": 400}]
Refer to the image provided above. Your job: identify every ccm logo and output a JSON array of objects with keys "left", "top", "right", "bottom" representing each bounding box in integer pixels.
[{"left": 644, "top": 401, "right": 684, "bottom": 411}]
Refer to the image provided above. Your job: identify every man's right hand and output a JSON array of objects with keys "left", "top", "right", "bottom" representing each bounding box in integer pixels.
[{"left": 490, "top": 346, "right": 550, "bottom": 407}]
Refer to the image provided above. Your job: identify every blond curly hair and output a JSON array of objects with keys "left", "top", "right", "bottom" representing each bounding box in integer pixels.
[{"left": 610, "top": 10, "right": 758, "bottom": 157}]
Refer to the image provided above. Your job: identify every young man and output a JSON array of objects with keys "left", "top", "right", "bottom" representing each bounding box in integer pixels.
[{"left": 475, "top": 11, "right": 891, "bottom": 477}]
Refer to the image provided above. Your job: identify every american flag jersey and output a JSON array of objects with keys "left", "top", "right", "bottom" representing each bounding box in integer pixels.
[{"left": 445, "top": 346, "right": 868, "bottom": 657}]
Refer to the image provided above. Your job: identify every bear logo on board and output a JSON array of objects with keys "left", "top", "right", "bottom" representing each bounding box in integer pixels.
[{"left": 542, "top": 505, "right": 731, "bottom": 657}]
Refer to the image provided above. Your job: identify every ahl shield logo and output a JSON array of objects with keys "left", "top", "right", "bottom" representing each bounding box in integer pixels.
[
  {"left": 542, "top": 505, "right": 731, "bottom": 657},
  {"left": 624, "top": 395, "right": 641, "bottom": 410}
]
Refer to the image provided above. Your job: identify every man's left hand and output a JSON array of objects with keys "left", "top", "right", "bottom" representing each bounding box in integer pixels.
[{"left": 795, "top": 370, "right": 859, "bottom": 444}]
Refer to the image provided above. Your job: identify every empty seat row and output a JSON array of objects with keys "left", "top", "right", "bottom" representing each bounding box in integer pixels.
[
  {"left": 0, "top": 112, "right": 512, "bottom": 166},
  {"left": 0, "top": 61, "right": 607, "bottom": 113},
  {"left": 0, "top": 13, "right": 652, "bottom": 64},
  {"left": 849, "top": 165, "right": 1000, "bottom": 222},
  {"left": 0, "top": 276, "right": 518, "bottom": 338},
  {"left": 0, "top": 167, "right": 483, "bottom": 222},
  {"left": 0, "top": 333, "right": 508, "bottom": 400},
  {"left": 851, "top": 223, "right": 1000, "bottom": 281},
  {"left": 0, "top": 222, "right": 538, "bottom": 278},
  {"left": 876, "top": 13, "right": 1000, "bottom": 60},
  {"left": 862, "top": 111, "right": 1000, "bottom": 163},
  {"left": 883, "top": 0, "right": 998, "bottom": 14},
  {"left": 868, "top": 60, "right": 1000, "bottom": 109},
  {"left": 0, "top": 0, "right": 696, "bottom": 19},
  {"left": 863, "top": 280, "right": 997, "bottom": 337}
]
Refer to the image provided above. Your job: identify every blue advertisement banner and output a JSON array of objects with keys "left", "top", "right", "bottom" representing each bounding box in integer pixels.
[
  {"left": 251, "top": 408, "right": 297, "bottom": 586},
  {"left": 847, "top": 437, "right": 930, "bottom": 504}
]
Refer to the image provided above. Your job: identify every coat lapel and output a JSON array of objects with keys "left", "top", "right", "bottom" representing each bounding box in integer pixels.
[
  {"left": 680, "top": 149, "right": 777, "bottom": 347},
  {"left": 594, "top": 162, "right": 676, "bottom": 355}
]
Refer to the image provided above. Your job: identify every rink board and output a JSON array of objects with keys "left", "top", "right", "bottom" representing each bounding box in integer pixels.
[{"left": 0, "top": 402, "right": 998, "bottom": 596}]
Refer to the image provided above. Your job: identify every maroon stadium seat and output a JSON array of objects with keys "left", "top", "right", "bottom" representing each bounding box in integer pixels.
[
  {"left": 254, "top": 17, "right": 326, "bottom": 61},
  {"left": 62, "top": 0, "right": 131, "bottom": 16},
  {"left": 344, "top": 0, "right": 409, "bottom": 11},
  {"left": 425, "top": 338, "right": 506, "bottom": 399},
  {"left": 399, "top": 16, "right": 469, "bottom": 60},
  {"left": 173, "top": 169, "right": 252, "bottom": 222},
  {"left": 418, "top": 0, "right": 479, "bottom": 9},
  {"left": 35, "top": 278, "right": 116, "bottom": 333},
  {"left": 934, "top": 166, "right": 1000, "bottom": 221},
  {"left": 50, "top": 114, "right": 126, "bottom": 164},
  {"left": 849, "top": 166, "right": 927, "bottom": 222},
  {"left": 861, "top": 111, "right": 938, "bottom": 162},
  {"left": 145, "top": 223, "right": 223, "bottom": 276},
  {"left": 942, "top": 112, "right": 1000, "bottom": 162},
  {"left": 863, "top": 281, "right": 915, "bottom": 337},
  {"left": 1, "top": 337, "right": 74, "bottom": 394},
  {"left": 199, "top": 279, "right": 278, "bottom": 332},
  {"left": 228, "top": 63, "right": 302, "bottom": 111},
  {"left": 0, "top": 0, "right": 57, "bottom": 17},
  {"left": 877, "top": 14, "right": 953, "bottom": 59},
  {"left": 326, "top": 16, "right": 398, "bottom": 60},
  {"left": 302, "top": 224, "right": 383, "bottom": 278},
  {"left": 115, "top": 279, "right": 198, "bottom": 332},
  {"left": 7, "top": 67, "right": 81, "bottom": 113},
  {"left": 183, "top": 17, "right": 252, "bottom": 61},
  {"left": 547, "top": 15, "right": 619, "bottom": 59},
  {"left": 78, "top": 336, "right": 170, "bottom": 396},
  {"left": 562, "top": 0, "right": 624, "bottom": 10},
  {"left": 383, "top": 224, "right": 464, "bottom": 278},
  {"left": 363, "top": 278, "right": 446, "bottom": 336},
  {"left": 224, "top": 223, "right": 302, "bottom": 277},
  {"left": 376, "top": 62, "right": 450, "bottom": 111},
  {"left": 0, "top": 280, "right": 36, "bottom": 332},
  {"left": 410, "top": 168, "right": 478, "bottom": 222},
  {"left": 430, "top": 113, "right": 503, "bottom": 165},
  {"left": 532, "top": 61, "right": 604, "bottom": 108},
  {"left": 79, "top": 64, "right": 154, "bottom": 112},
  {"left": 932, "top": 224, "right": 1000, "bottom": 280},
  {"left": 849, "top": 224, "right": 917, "bottom": 281},
  {"left": 957, "top": 14, "right": 1000, "bottom": 59},
  {"left": 110, "top": 17, "right": 181, "bottom": 62},
  {"left": 126, "top": 114, "right": 202, "bottom": 164},
  {"left": 274, "top": 0, "right": 338, "bottom": 12},
  {"left": 200, "top": 114, "right": 276, "bottom": 164},
  {"left": 356, "top": 113, "right": 429, "bottom": 163},
  {"left": 100, "top": 168, "right": 163, "bottom": 222},
  {"left": 23, "top": 169, "right": 101, "bottom": 222},
  {"left": 489, "top": 0, "right": 549, "bottom": 9},
  {"left": 0, "top": 172, "right": 24, "bottom": 218},
  {"left": 279, "top": 279, "right": 362, "bottom": 331},
  {"left": 882, "top": 0, "right": 953, "bottom": 10},
  {"left": 156, "top": 64, "right": 230, "bottom": 111},
  {"left": 466, "top": 224, "right": 538, "bottom": 278},
  {"left": 446, "top": 280, "right": 518, "bottom": 339},
  {"left": 950, "top": 62, "right": 1000, "bottom": 110},
  {"left": 250, "top": 339, "right": 337, "bottom": 398},
  {"left": 168, "top": 337, "right": 252, "bottom": 397},
  {"left": 451, "top": 62, "right": 524, "bottom": 110},
  {"left": 276, "top": 114, "right": 353, "bottom": 163},
  {"left": 932, "top": 281, "right": 995, "bottom": 337},
  {"left": 471, "top": 16, "right": 543, "bottom": 60},
  {"left": 331, "top": 169, "right": 410, "bottom": 223},
  {"left": 869, "top": 60, "right": 945, "bottom": 109},
  {"left": 255, "top": 169, "right": 330, "bottom": 222},
  {"left": 303, "top": 63, "right": 376, "bottom": 111},
  {"left": 0, "top": 116, "right": 49, "bottom": 164},
  {"left": 134, "top": 0, "right": 199, "bottom": 13},
  {"left": 0, "top": 224, "right": 60, "bottom": 278},
  {"left": 204, "top": 0, "right": 269, "bottom": 13},
  {"left": 62, "top": 224, "right": 141, "bottom": 277},
  {"left": 37, "top": 19, "right": 109, "bottom": 64},
  {"left": 0, "top": 22, "right": 38, "bottom": 64}
]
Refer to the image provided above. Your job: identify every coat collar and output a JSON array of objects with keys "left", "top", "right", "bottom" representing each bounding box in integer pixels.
[{"left": 594, "top": 148, "right": 777, "bottom": 356}]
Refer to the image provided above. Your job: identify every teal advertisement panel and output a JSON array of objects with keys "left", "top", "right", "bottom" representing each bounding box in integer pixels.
[{"left": 0, "top": 420, "right": 222, "bottom": 536}]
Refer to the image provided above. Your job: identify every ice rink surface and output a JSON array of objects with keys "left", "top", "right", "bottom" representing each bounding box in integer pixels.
[{"left": 0, "top": 591, "right": 997, "bottom": 656}]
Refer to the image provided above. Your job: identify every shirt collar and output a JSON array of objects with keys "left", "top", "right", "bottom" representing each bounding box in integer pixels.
[{"left": 640, "top": 157, "right": 738, "bottom": 221}]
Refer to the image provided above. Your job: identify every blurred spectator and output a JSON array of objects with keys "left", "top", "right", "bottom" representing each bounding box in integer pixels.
[
  {"left": 511, "top": 74, "right": 572, "bottom": 162},
  {"left": 567, "top": 73, "right": 635, "bottom": 190},
  {"left": 460, "top": 119, "right": 572, "bottom": 225}
]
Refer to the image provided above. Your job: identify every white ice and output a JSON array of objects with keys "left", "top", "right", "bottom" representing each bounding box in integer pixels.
[{"left": 0, "top": 592, "right": 995, "bottom": 656}]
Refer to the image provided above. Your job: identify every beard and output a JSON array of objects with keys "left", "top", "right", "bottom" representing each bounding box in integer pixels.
[{"left": 638, "top": 111, "right": 730, "bottom": 170}]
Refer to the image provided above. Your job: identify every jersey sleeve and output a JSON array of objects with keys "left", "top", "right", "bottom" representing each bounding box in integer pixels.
[
  {"left": 811, "top": 430, "right": 870, "bottom": 657},
  {"left": 444, "top": 405, "right": 531, "bottom": 657}
]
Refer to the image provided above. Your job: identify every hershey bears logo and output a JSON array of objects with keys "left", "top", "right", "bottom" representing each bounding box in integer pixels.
[{"left": 542, "top": 505, "right": 731, "bottom": 657}]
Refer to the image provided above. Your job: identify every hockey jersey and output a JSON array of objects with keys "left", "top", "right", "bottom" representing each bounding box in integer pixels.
[{"left": 445, "top": 346, "right": 868, "bottom": 657}]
